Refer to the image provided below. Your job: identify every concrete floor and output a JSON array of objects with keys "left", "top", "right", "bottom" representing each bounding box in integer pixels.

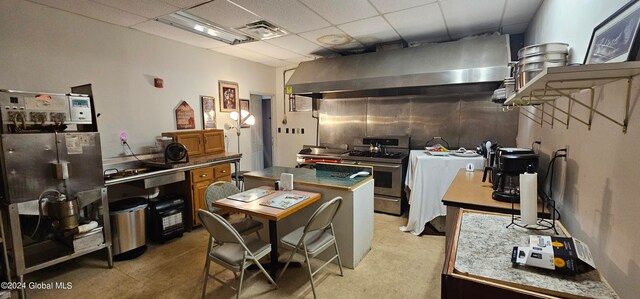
[{"left": 25, "top": 213, "right": 444, "bottom": 298}]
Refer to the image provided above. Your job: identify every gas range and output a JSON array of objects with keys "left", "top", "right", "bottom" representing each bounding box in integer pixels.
[{"left": 343, "top": 136, "right": 410, "bottom": 216}]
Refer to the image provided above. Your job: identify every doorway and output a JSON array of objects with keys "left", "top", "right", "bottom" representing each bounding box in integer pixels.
[{"left": 262, "top": 97, "right": 273, "bottom": 168}]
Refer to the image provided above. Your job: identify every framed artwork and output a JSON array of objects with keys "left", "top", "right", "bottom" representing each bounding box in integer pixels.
[
  {"left": 585, "top": 0, "right": 640, "bottom": 64},
  {"left": 239, "top": 99, "right": 250, "bottom": 128},
  {"left": 201, "top": 96, "right": 216, "bottom": 129},
  {"left": 219, "top": 81, "right": 239, "bottom": 112},
  {"left": 175, "top": 101, "right": 195, "bottom": 130}
]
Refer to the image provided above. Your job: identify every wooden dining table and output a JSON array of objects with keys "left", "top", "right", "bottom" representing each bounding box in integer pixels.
[{"left": 211, "top": 186, "right": 322, "bottom": 278}]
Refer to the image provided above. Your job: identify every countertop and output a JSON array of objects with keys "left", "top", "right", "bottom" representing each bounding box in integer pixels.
[
  {"left": 244, "top": 164, "right": 373, "bottom": 191},
  {"left": 442, "top": 169, "right": 546, "bottom": 215},
  {"left": 104, "top": 152, "right": 241, "bottom": 186},
  {"left": 453, "top": 211, "right": 618, "bottom": 298}
]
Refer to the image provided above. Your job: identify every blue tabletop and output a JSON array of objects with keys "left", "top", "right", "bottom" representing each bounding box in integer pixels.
[{"left": 244, "top": 164, "right": 372, "bottom": 190}]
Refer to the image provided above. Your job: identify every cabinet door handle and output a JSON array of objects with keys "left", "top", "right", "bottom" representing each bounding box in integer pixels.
[
  {"left": 200, "top": 174, "right": 207, "bottom": 178},
  {"left": 221, "top": 170, "right": 227, "bottom": 173}
]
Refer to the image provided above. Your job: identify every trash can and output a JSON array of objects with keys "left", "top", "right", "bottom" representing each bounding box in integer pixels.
[{"left": 109, "top": 197, "right": 148, "bottom": 260}]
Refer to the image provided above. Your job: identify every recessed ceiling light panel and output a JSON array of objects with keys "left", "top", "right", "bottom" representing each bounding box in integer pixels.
[{"left": 157, "top": 11, "right": 255, "bottom": 45}]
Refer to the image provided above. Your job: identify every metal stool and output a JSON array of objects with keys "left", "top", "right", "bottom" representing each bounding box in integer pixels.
[{"left": 231, "top": 171, "right": 250, "bottom": 191}]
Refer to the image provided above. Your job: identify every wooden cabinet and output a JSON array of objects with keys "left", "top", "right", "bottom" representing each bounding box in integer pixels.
[
  {"left": 203, "top": 130, "right": 225, "bottom": 154},
  {"left": 162, "top": 129, "right": 225, "bottom": 157},
  {"left": 187, "top": 164, "right": 232, "bottom": 227}
]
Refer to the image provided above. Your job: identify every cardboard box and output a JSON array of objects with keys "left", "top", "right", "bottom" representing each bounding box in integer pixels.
[{"left": 511, "top": 235, "right": 596, "bottom": 274}]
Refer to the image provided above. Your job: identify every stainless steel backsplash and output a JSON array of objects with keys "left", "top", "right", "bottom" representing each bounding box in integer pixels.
[{"left": 318, "top": 93, "right": 518, "bottom": 149}]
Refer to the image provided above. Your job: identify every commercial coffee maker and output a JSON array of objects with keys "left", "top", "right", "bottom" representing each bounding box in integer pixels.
[{"left": 483, "top": 147, "right": 539, "bottom": 202}]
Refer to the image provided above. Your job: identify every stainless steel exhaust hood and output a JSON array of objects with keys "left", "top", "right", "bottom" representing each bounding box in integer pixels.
[{"left": 287, "top": 34, "right": 511, "bottom": 99}]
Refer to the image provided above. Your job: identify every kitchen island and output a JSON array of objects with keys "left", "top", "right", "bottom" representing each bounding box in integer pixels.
[{"left": 244, "top": 163, "right": 374, "bottom": 269}]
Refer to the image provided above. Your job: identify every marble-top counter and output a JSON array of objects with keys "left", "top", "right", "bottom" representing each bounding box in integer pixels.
[
  {"left": 244, "top": 164, "right": 372, "bottom": 190},
  {"left": 454, "top": 212, "right": 618, "bottom": 298}
]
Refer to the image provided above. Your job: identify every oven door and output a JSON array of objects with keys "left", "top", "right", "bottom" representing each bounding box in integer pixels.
[{"left": 345, "top": 161, "right": 402, "bottom": 197}]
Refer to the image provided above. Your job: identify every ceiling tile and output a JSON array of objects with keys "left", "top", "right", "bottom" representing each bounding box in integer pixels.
[
  {"left": 29, "top": 0, "right": 147, "bottom": 26},
  {"left": 262, "top": 60, "right": 295, "bottom": 67},
  {"left": 369, "top": 0, "right": 437, "bottom": 14},
  {"left": 265, "top": 35, "right": 335, "bottom": 56},
  {"left": 132, "top": 20, "right": 230, "bottom": 49},
  {"left": 300, "top": 0, "right": 378, "bottom": 25},
  {"left": 338, "top": 16, "right": 400, "bottom": 46},
  {"left": 92, "top": 0, "right": 179, "bottom": 18},
  {"left": 212, "top": 45, "right": 277, "bottom": 62},
  {"left": 229, "top": 0, "right": 330, "bottom": 33},
  {"left": 440, "top": 0, "right": 506, "bottom": 38},
  {"left": 502, "top": 0, "right": 542, "bottom": 25},
  {"left": 187, "top": 0, "right": 260, "bottom": 28},
  {"left": 299, "top": 26, "right": 362, "bottom": 50},
  {"left": 501, "top": 22, "right": 528, "bottom": 35},
  {"left": 160, "top": 0, "right": 210, "bottom": 9},
  {"left": 237, "top": 41, "right": 308, "bottom": 60},
  {"left": 384, "top": 3, "right": 448, "bottom": 43}
]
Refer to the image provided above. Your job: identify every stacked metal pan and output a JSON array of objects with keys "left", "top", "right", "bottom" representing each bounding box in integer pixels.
[{"left": 516, "top": 43, "right": 569, "bottom": 90}]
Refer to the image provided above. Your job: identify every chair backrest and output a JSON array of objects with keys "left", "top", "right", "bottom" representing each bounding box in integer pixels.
[
  {"left": 197, "top": 209, "right": 244, "bottom": 244},
  {"left": 304, "top": 196, "right": 343, "bottom": 233},
  {"left": 204, "top": 181, "right": 241, "bottom": 213}
]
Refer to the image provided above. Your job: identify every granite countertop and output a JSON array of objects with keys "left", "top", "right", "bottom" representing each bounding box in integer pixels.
[
  {"left": 244, "top": 164, "right": 372, "bottom": 190},
  {"left": 454, "top": 212, "right": 618, "bottom": 298}
]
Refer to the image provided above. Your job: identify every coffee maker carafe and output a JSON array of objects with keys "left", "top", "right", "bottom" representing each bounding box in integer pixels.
[{"left": 483, "top": 148, "right": 538, "bottom": 202}]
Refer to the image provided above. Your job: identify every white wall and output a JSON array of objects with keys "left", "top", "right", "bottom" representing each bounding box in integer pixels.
[
  {"left": 526, "top": 0, "right": 630, "bottom": 64},
  {"left": 273, "top": 66, "right": 319, "bottom": 167},
  {"left": 0, "top": 0, "right": 276, "bottom": 162},
  {"left": 523, "top": 1, "right": 639, "bottom": 297}
]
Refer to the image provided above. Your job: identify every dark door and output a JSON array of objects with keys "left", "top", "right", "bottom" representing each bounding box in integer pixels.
[{"left": 262, "top": 97, "right": 273, "bottom": 168}]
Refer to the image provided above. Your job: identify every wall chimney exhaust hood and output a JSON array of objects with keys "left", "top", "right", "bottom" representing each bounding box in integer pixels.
[{"left": 286, "top": 34, "right": 511, "bottom": 99}]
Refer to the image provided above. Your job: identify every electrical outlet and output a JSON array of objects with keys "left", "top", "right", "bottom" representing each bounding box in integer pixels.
[
  {"left": 301, "top": 128, "right": 305, "bottom": 134},
  {"left": 292, "top": 128, "right": 296, "bottom": 134},
  {"left": 562, "top": 145, "right": 569, "bottom": 159},
  {"left": 278, "top": 128, "right": 281, "bottom": 133},
  {"left": 120, "top": 131, "right": 127, "bottom": 145},
  {"left": 286, "top": 128, "right": 289, "bottom": 134}
]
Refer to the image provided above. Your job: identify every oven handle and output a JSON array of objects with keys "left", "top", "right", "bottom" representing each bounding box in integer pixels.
[{"left": 355, "top": 162, "right": 401, "bottom": 168}]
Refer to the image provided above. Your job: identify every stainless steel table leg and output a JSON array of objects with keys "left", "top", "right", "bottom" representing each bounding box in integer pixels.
[
  {"left": 107, "top": 246, "right": 113, "bottom": 268},
  {"left": 18, "top": 275, "right": 25, "bottom": 299},
  {"left": 234, "top": 161, "right": 241, "bottom": 189}
]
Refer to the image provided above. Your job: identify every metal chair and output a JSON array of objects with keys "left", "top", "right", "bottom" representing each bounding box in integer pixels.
[
  {"left": 198, "top": 209, "right": 277, "bottom": 299},
  {"left": 204, "top": 181, "right": 263, "bottom": 240},
  {"left": 277, "top": 197, "right": 344, "bottom": 298}
]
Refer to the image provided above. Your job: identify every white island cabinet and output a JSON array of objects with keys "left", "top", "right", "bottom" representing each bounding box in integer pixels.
[{"left": 244, "top": 164, "right": 374, "bottom": 269}]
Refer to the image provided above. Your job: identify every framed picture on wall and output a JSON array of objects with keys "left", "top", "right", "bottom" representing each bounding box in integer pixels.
[
  {"left": 585, "top": 0, "right": 640, "bottom": 64},
  {"left": 219, "top": 81, "right": 239, "bottom": 112},
  {"left": 201, "top": 96, "right": 216, "bottom": 129},
  {"left": 175, "top": 101, "right": 195, "bottom": 130},
  {"left": 239, "top": 99, "right": 250, "bottom": 128}
]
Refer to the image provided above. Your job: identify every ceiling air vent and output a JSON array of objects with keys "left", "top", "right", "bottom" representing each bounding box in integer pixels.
[{"left": 236, "top": 20, "right": 288, "bottom": 40}]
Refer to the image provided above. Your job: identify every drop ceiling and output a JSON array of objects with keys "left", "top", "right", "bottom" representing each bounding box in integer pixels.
[{"left": 27, "top": 0, "right": 543, "bottom": 67}]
